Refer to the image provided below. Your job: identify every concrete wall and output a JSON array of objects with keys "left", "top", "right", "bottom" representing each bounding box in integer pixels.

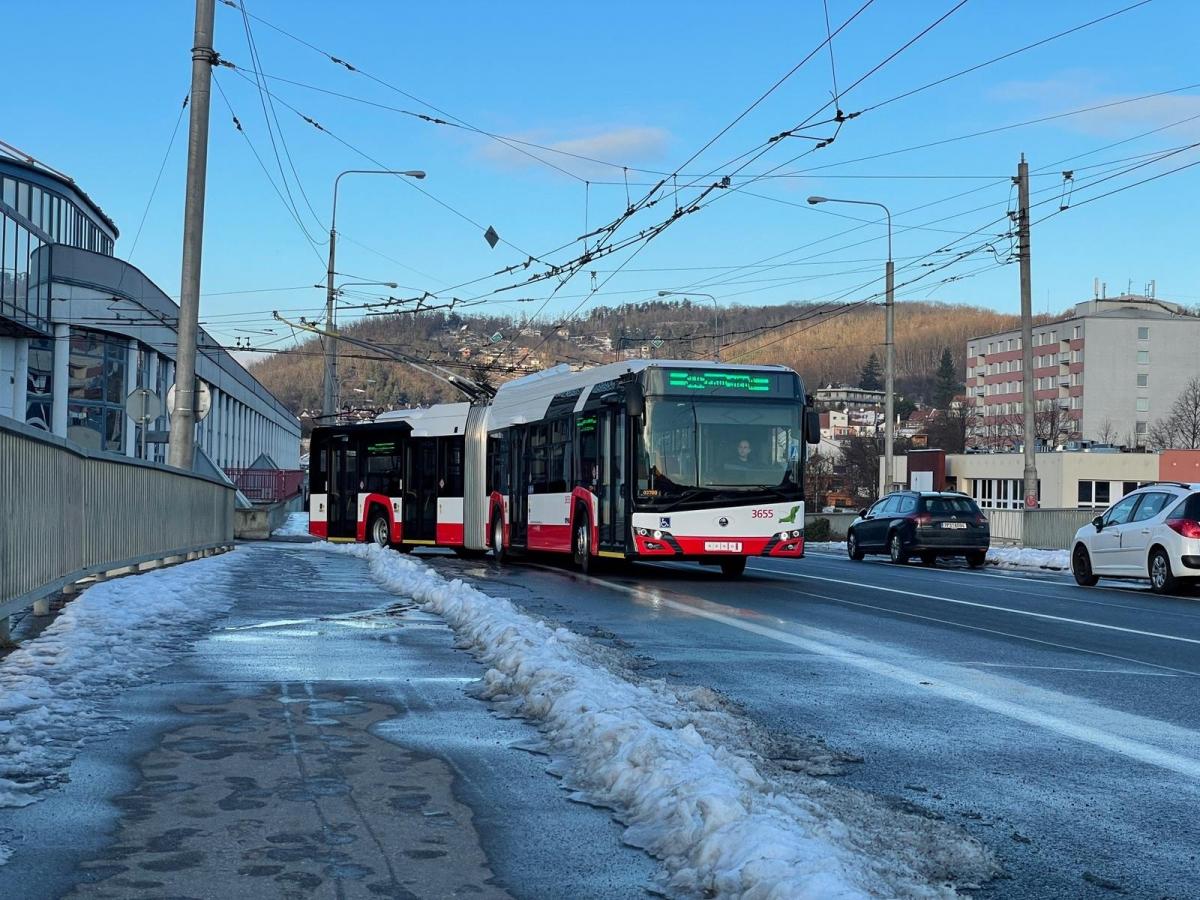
[
  {"left": 0, "top": 335, "right": 14, "bottom": 419},
  {"left": 806, "top": 511, "right": 859, "bottom": 539}
]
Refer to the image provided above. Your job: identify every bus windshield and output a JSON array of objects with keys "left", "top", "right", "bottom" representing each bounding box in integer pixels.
[{"left": 636, "top": 397, "right": 802, "bottom": 507}]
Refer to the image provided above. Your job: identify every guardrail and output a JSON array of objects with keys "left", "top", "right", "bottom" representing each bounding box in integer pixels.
[
  {"left": 1, "top": 416, "right": 235, "bottom": 631},
  {"left": 225, "top": 468, "right": 305, "bottom": 503},
  {"left": 985, "top": 508, "right": 1097, "bottom": 549}
]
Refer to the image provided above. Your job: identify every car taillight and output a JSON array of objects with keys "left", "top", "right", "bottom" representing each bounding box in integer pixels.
[
  {"left": 1167, "top": 519, "right": 1200, "bottom": 539},
  {"left": 909, "top": 513, "right": 932, "bottom": 525},
  {"left": 975, "top": 514, "right": 988, "bottom": 526}
]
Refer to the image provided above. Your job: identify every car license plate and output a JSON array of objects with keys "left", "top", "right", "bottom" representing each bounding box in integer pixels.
[
  {"left": 941, "top": 522, "right": 967, "bottom": 529},
  {"left": 705, "top": 541, "right": 743, "bottom": 552}
]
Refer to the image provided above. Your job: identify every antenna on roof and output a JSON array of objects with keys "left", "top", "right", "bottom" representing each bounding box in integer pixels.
[{"left": 1093, "top": 277, "right": 1100, "bottom": 300}]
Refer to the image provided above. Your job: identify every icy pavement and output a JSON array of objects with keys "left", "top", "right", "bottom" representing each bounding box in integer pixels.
[
  {"left": 272, "top": 510, "right": 310, "bottom": 537},
  {"left": 805, "top": 542, "right": 1070, "bottom": 572},
  {"left": 336, "top": 543, "right": 998, "bottom": 899},
  {"left": 0, "top": 552, "right": 241, "bottom": 863}
]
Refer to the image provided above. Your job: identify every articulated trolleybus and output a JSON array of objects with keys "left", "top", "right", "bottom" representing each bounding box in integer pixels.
[{"left": 309, "top": 360, "right": 820, "bottom": 576}]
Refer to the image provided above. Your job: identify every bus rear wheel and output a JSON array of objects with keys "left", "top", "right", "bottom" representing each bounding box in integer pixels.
[
  {"left": 368, "top": 512, "right": 391, "bottom": 549},
  {"left": 573, "top": 514, "right": 592, "bottom": 575},
  {"left": 720, "top": 557, "right": 747, "bottom": 578}
]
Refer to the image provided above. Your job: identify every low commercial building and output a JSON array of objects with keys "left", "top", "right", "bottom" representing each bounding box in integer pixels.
[
  {"left": 0, "top": 144, "right": 299, "bottom": 467},
  {"left": 889, "top": 448, "right": 1200, "bottom": 510},
  {"left": 814, "top": 384, "right": 885, "bottom": 410}
]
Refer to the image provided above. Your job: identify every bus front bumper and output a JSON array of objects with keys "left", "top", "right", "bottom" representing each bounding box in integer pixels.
[{"left": 632, "top": 531, "right": 804, "bottom": 558}]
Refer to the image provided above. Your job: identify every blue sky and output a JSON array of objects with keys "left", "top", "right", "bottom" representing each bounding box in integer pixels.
[{"left": 7, "top": 1, "right": 1200, "bottom": 351}]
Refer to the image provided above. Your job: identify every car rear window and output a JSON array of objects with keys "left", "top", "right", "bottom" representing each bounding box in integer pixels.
[
  {"left": 923, "top": 497, "right": 978, "bottom": 515},
  {"left": 1168, "top": 493, "right": 1200, "bottom": 521}
]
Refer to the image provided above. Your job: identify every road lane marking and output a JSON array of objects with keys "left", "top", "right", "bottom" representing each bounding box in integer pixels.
[
  {"left": 756, "top": 556, "right": 1200, "bottom": 619},
  {"left": 770, "top": 582, "right": 1199, "bottom": 678},
  {"left": 962, "top": 663, "right": 1176, "bottom": 676},
  {"left": 577, "top": 575, "right": 1200, "bottom": 781},
  {"left": 750, "top": 568, "right": 1200, "bottom": 646}
]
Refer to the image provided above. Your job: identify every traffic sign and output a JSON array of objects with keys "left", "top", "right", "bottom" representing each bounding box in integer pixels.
[
  {"left": 166, "top": 380, "right": 212, "bottom": 422},
  {"left": 124, "top": 387, "right": 162, "bottom": 425}
]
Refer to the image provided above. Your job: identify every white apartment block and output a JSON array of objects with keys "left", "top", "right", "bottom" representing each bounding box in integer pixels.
[{"left": 964, "top": 294, "right": 1200, "bottom": 450}]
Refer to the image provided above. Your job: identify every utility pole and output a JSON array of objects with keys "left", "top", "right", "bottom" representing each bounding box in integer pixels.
[
  {"left": 323, "top": 221, "right": 339, "bottom": 421},
  {"left": 1017, "top": 154, "right": 1038, "bottom": 508},
  {"left": 167, "top": 0, "right": 216, "bottom": 470},
  {"left": 883, "top": 256, "right": 895, "bottom": 494}
]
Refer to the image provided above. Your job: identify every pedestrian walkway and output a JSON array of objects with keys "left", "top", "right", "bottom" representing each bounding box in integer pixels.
[{"left": 2, "top": 540, "right": 654, "bottom": 899}]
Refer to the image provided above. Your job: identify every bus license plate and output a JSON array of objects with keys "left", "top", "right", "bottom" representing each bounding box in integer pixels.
[
  {"left": 941, "top": 522, "right": 967, "bottom": 529},
  {"left": 705, "top": 541, "right": 743, "bottom": 552}
]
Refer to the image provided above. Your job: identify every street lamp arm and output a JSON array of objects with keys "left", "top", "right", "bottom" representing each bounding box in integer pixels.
[{"left": 807, "top": 196, "right": 891, "bottom": 261}]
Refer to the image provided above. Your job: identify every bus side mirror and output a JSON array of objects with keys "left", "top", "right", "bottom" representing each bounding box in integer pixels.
[
  {"left": 626, "top": 383, "right": 645, "bottom": 418},
  {"left": 804, "top": 408, "right": 821, "bottom": 445}
]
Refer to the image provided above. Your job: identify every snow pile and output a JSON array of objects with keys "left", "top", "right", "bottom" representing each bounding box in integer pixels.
[
  {"left": 0, "top": 553, "right": 239, "bottom": 839},
  {"left": 334, "top": 543, "right": 991, "bottom": 898},
  {"left": 985, "top": 546, "right": 1069, "bottom": 571},
  {"left": 273, "top": 511, "right": 311, "bottom": 537}
]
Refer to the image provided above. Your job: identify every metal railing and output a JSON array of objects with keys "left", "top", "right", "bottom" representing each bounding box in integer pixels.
[
  {"left": 224, "top": 468, "right": 305, "bottom": 503},
  {"left": 985, "top": 508, "right": 1097, "bottom": 549},
  {"left": 1, "top": 417, "right": 235, "bottom": 621}
]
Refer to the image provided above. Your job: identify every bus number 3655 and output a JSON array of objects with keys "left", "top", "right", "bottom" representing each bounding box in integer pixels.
[{"left": 751, "top": 509, "right": 774, "bottom": 519}]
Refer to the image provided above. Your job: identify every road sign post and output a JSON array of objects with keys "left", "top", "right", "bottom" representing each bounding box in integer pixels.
[{"left": 125, "top": 388, "right": 164, "bottom": 460}]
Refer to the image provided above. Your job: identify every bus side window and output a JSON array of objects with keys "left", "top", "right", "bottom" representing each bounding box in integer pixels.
[{"left": 577, "top": 415, "right": 598, "bottom": 491}]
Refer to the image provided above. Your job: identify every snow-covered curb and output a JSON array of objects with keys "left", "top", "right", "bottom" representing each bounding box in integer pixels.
[
  {"left": 0, "top": 551, "right": 240, "bottom": 862},
  {"left": 332, "top": 543, "right": 992, "bottom": 898},
  {"left": 805, "top": 541, "right": 1069, "bottom": 572}
]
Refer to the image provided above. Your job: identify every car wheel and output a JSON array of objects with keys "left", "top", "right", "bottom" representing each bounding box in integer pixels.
[
  {"left": 921, "top": 553, "right": 937, "bottom": 567},
  {"left": 491, "top": 514, "right": 507, "bottom": 563},
  {"left": 572, "top": 512, "right": 592, "bottom": 574},
  {"left": 1072, "top": 545, "right": 1099, "bottom": 587},
  {"left": 369, "top": 512, "right": 390, "bottom": 548},
  {"left": 965, "top": 550, "right": 986, "bottom": 569},
  {"left": 1149, "top": 548, "right": 1179, "bottom": 595},
  {"left": 847, "top": 531, "right": 865, "bottom": 561},
  {"left": 889, "top": 533, "right": 908, "bottom": 565},
  {"left": 720, "top": 557, "right": 747, "bottom": 578}
]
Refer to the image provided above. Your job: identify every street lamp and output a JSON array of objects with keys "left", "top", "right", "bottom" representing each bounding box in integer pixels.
[
  {"left": 324, "top": 169, "right": 426, "bottom": 419},
  {"left": 657, "top": 290, "right": 720, "bottom": 360},
  {"left": 807, "top": 195, "right": 895, "bottom": 494}
]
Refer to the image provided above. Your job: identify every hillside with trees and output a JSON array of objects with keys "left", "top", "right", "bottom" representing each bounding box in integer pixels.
[{"left": 247, "top": 299, "right": 1027, "bottom": 423}]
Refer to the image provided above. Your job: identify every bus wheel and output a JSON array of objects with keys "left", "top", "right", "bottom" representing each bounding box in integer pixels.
[
  {"left": 369, "top": 512, "right": 391, "bottom": 549},
  {"left": 573, "top": 513, "right": 592, "bottom": 575},
  {"left": 720, "top": 557, "right": 747, "bottom": 578},
  {"left": 491, "top": 514, "right": 507, "bottom": 563}
]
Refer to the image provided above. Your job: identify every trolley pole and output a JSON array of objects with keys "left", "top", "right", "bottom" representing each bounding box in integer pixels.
[
  {"left": 1017, "top": 155, "right": 1038, "bottom": 508},
  {"left": 168, "top": 0, "right": 216, "bottom": 470}
]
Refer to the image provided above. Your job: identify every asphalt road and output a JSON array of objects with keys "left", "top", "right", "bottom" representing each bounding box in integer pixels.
[{"left": 429, "top": 548, "right": 1200, "bottom": 900}]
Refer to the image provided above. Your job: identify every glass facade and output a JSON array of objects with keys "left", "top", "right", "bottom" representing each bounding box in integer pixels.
[
  {"left": 25, "top": 336, "right": 54, "bottom": 430},
  {"left": 66, "top": 329, "right": 127, "bottom": 452},
  {"left": 1, "top": 168, "right": 114, "bottom": 336}
]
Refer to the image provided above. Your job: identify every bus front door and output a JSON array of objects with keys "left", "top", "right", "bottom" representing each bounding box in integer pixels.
[
  {"left": 327, "top": 438, "right": 358, "bottom": 539},
  {"left": 597, "top": 411, "right": 628, "bottom": 551},
  {"left": 404, "top": 438, "right": 438, "bottom": 542}
]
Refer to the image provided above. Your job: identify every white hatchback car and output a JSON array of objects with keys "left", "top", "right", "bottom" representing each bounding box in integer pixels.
[{"left": 1071, "top": 483, "right": 1200, "bottom": 593}]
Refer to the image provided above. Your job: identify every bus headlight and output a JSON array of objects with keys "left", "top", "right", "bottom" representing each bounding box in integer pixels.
[
  {"left": 792, "top": 530, "right": 802, "bottom": 538},
  {"left": 653, "top": 530, "right": 663, "bottom": 540},
  {"left": 778, "top": 531, "right": 789, "bottom": 541}
]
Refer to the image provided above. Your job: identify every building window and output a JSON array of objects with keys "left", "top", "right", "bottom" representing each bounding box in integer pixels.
[
  {"left": 25, "top": 337, "right": 54, "bottom": 430},
  {"left": 1078, "top": 480, "right": 1111, "bottom": 508},
  {"left": 1135, "top": 421, "right": 1148, "bottom": 435},
  {"left": 1136, "top": 398, "right": 1149, "bottom": 412},
  {"left": 1073, "top": 325, "right": 1082, "bottom": 339},
  {"left": 66, "top": 329, "right": 128, "bottom": 453},
  {"left": 1137, "top": 373, "right": 1148, "bottom": 387},
  {"left": 1137, "top": 326, "right": 1149, "bottom": 340},
  {"left": 1137, "top": 350, "right": 1150, "bottom": 364}
]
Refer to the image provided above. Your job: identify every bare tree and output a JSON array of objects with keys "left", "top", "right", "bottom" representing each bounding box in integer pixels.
[
  {"left": 1094, "top": 417, "right": 1119, "bottom": 444},
  {"left": 1148, "top": 376, "right": 1200, "bottom": 449},
  {"left": 805, "top": 450, "right": 836, "bottom": 510}
]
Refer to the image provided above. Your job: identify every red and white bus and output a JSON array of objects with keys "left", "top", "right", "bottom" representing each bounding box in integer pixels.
[{"left": 308, "top": 360, "right": 820, "bottom": 576}]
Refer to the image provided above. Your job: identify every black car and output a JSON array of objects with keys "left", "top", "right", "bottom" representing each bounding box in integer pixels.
[{"left": 847, "top": 491, "right": 990, "bottom": 567}]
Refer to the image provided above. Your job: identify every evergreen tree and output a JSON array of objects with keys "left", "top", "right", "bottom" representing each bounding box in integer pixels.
[
  {"left": 933, "top": 347, "right": 959, "bottom": 409},
  {"left": 858, "top": 352, "right": 883, "bottom": 391}
]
